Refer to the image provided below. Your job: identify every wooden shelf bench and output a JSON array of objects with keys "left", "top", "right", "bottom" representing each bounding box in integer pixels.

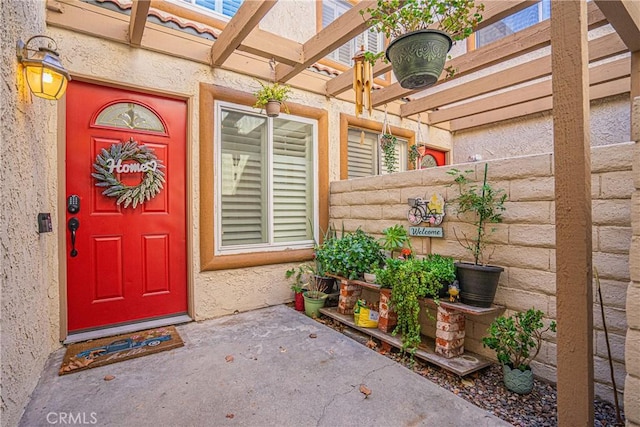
[{"left": 324, "top": 275, "right": 504, "bottom": 376}]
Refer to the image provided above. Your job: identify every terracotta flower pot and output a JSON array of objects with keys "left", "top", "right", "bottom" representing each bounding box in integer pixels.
[{"left": 265, "top": 100, "right": 281, "bottom": 117}]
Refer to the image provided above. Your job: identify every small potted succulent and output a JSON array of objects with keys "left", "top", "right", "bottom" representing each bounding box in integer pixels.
[
  {"left": 364, "top": 0, "right": 484, "bottom": 89},
  {"left": 482, "top": 309, "right": 557, "bottom": 394},
  {"left": 379, "top": 224, "right": 412, "bottom": 259},
  {"left": 253, "top": 80, "right": 292, "bottom": 117}
]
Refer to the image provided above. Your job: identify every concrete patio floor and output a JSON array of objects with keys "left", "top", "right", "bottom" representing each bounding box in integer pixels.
[{"left": 19, "top": 305, "right": 510, "bottom": 426}]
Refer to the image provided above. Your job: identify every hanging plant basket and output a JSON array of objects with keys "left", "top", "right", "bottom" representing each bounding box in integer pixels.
[
  {"left": 385, "top": 29, "right": 453, "bottom": 90},
  {"left": 265, "top": 100, "right": 282, "bottom": 117}
]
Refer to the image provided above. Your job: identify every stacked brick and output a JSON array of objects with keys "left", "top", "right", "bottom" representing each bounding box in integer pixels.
[
  {"left": 337, "top": 279, "right": 362, "bottom": 315},
  {"left": 435, "top": 306, "right": 466, "bottom": 358}
]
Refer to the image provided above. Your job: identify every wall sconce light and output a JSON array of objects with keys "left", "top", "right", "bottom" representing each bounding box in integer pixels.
[{"left": 16, "top": 35, "right": 70, "bottom": 100}]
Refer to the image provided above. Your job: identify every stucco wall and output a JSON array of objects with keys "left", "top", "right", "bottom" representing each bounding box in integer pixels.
[
  {"left": 625, "top": 98, "right": 640, "bottom": 426},
  {"left": 329, "top": 142, "right": 633, "bottom": 404},
  {"left": 1, "top": 1, "right": 61, "bottom": 425}
]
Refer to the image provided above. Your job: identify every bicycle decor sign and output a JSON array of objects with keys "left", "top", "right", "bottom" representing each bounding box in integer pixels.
[{"left": 407, "top": 194, "right": 445, "bottom": 238}]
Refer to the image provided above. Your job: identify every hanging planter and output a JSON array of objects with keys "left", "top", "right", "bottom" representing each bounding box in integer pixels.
[
  {"left": 253, "top": 79, "right": 291, "bottom": 118},
  {"left": 364, "top": 0, "right": 484, "bottom": 90},
  {"left": 265, "top": 100, "right": 282, "bottom": 117},
  {"left": 380, "top": 109, "right": 397, "bottom": 173},
  {"left": 386, "top": 29, "right": 453, "bottom": 89}
]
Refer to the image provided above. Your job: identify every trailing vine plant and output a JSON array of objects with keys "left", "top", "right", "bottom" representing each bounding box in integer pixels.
[{"left": 380, "top": 107, "right": 397, "bottom": 173}]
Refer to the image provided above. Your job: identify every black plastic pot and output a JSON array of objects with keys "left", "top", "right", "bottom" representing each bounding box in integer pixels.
[
  {"left": 455, "top": 262, "right": 503, "bottom": 308},
  {"left": 385, "top": 29, "right": 453, "bottom": 90},
  {"left": 315, "top": 275, "right": 336, "bottom": 294}
]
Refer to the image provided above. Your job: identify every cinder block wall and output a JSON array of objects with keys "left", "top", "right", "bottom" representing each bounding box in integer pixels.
[
  {"left": 329, "top": 142, "right": 634, "bottom": 404},
  {"left": 625, "top": 98, "right": 640, "bottom": 426}
]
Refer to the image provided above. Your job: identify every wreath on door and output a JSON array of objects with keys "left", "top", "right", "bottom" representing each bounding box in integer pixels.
[{"left": 92, "top": 138, "right": 165, "bottom": 208}]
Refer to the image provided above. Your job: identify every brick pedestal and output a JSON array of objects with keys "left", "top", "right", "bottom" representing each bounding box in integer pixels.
[
  {"left": 377, "top": 288, "right": 397, "bottom": 333},
  {"left": 435, "top": 306, "right": 465, "bottom": 358},
  {"left": 337, "top": 279, "right": 362, "bottom": 314}
]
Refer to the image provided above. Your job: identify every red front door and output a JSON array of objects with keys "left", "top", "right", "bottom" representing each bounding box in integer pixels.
[{"left": 65, "top": 81, "right": 187, "bottom": 332}]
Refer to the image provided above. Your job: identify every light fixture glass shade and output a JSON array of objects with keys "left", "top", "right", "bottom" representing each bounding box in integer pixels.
[{"left": 22, "top": 48, "right": 70, "bottom": 100}]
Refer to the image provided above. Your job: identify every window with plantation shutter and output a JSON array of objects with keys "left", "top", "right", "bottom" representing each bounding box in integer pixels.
[
  {"left": 347, "top": 129, "right": 407, "bottom": 179},
  {"left": 216, "top": 103, "right": 316, "bottom": 254},
  {"left": 322, "top": 0, "right": 384, "bottom": 67}
]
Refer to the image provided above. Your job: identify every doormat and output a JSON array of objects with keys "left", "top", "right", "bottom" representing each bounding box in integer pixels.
[{"left": 59, "top": 326, "right": 183, "bottom": 375}]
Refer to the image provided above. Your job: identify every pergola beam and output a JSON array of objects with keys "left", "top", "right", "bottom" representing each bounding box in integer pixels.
[
  {"left": 373, "top": 0, "right": 606, "bottom": 108},
  {"left": 400, "top": 31, "right": 626, "bottom": 117},
  {"left": 430, "top": 57, "right": 629, "bottom": 124},
  {"left": 210, "top": 0, "right": 277, "bottom": 67},
  {"left": 275, "top": 1, "right": 377, "bottom": 82},
  {"left": 326, "top": 0, "right": 540, "bottom": 97},
  {"left": 595, "top": 0, "right": 640, "bottom": 52},
  {"left": 128, "top": 0, "right": 150, "bottom": 47}
]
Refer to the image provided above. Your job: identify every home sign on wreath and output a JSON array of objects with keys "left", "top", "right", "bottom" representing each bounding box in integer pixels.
[{"left": 92, "top": 138, "right": 165, "bottom": 208}]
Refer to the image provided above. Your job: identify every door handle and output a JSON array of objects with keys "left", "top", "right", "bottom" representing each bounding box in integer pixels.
[{"left": 68, "top": 217, "right": 80, "bottom": 257}]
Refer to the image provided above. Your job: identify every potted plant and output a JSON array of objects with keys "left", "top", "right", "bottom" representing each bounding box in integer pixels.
[
  {"left": 374, "top": 257, "right": 443, "bottom": 353},
  {"left": 364, "top": 0, "right": 484, "bottom": 89},
  {"left": 253, "top": 80, "right": 292, "bottom": 117},
  {"left": 422, "top": 254, "right": 457, "bottom": 298},
  {"left": 379, "top": 224, "right": 412, "bottom": 259},
  {"left": 286, "top": 264, "right": 310, "bottom": 312},
  {"left": 447, "top": 163, "right": 507, "bottom": 307},
  {"left": 302, "top": 268, "right": 330, "bottom": 318},
  {"left": 317, "top": 228, "right": 385, "bottom": 280},
  {"left": 380, "top": 133, "right": 398, "bottom": 173},
  {"left": 482, "top": 308, "right": 556, "bottom": 394}
]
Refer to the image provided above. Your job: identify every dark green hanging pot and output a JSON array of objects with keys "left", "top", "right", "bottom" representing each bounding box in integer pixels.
[{"left": 385, "top": 29, "right": 453, "bottom": 90}]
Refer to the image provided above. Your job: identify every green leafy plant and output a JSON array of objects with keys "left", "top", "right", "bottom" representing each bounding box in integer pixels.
[
  {"left": 408, "top": 144, "right": 420, "bottom": 165},
  {"left": 316, "top": 228, "right": 384, "bottom": 280},
  {"left": 253, "top": 80, "right": 292, "bottom": 113},
  {"left": 379, "top": 224, "right": 412, "bottom": 259},
  {"left": 380, "top": 134, "right": 398, "bottom": 173},
  {"left": 482, "top": 309, "right": 556, "bottom": 371},
  {"left": 364, "top": 0, "right": 484, "bottom": 41},
  {"left": 380, "top": 258, "right": 442, "bottom": 352},
  {"left": 423, "top": 254, "right": 456, "bottom": 290},
  {"left": 447, "top": 163, "right": 507, "bottom": 265},
  {"left": 285, "top": 263, "right": 313, "bottom": 293}
]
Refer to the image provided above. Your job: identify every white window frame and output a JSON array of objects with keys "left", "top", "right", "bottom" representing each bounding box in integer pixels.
[
  {"left": 475, "top": 0, "right": 550, "bottom": 49},
  {"left": 214, "top": 101, "right": 319, "bottom": 256},
  {"left": 347, "top": 128, "right": 408, "bottom": 178}
]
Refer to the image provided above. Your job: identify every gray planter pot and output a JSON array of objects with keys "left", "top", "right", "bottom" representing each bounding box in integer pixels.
[
  {"left": 455, "top": 262, "right": 503, "bottom": 308},
  {"left": 385, "top": 29, "right": 453, "bottom": 90},
  {"left": 265, "top": 100, "right": 281, "bottom": 117},
  {"left": 503, "top": 364, "right": 534, "bottom": 394}
]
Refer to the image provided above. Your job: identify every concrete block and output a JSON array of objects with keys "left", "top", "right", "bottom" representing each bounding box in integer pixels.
[
  {"left": 624, "top": 374, "right": 640, "bottom": 425},
  {"left": 381, "top": 204, "right": 409, "bottom": 222},
  {"left": 593, "top": 306, "right": 628, "bottom": 334},
  {"left": 329, "top": 192, "right": 344, "bottom": 207},
  {"left": 592, "top": 174, "right": 601, "bottom": 199},
  {"left": 330, "top": 205, "right": 351, "bottom": 219},
  {"left": 591, "top": 142, "right": 635, "bottom": 173},
  {"left": 627, "top": 285, "right": 640, "bottom": 329},
  {"left": 535, "top": 340, "right": 557, "bottom": 366},
  {"left": 493, "top": 287, "right": 549, "bottom": 313},
  {"left": 633, "top": 97, "right": 640, "bottom": 141},
  {"left": 625, "top": 329, "right": 640, "bottom": 377},
  {"left": 343, "top": 191, "right": 367, "bottom": 206},
  {"left": 509, "top": 224, "right": 555, "bottom": 248},
  {"left": 351, "top": 175, "right": 384, "bottom": 191},
  {"left": 366, "top": 189, "right": 401, "bottom": 205},
  {"left": 601, "top": 170, "right": 634, "bottom": 199},
  {"left": 529, "top": 360, "right": 557, "bottom": 383},
  {"left": 594, "top": 278, "right": 632, "bottom": 310},
  {"left": 351, "top": 204, "right": 383, "bottom": 220},
  {"left": 382, "top": 170, "right": 422, "bottom": 188},
  {"left": 594, "top": 382, "right": 624, "bottom": 409},
  {"left": 507, "top": 267, "right": 556, "bottom": 295},
  {"left": 510, "top": 177, "right": 555, "bottom": 201},
  {"left": 330, "top": 179, "right": 352, "bottom": 193},
  {"left": 592, "top": 199, "right": 631, "bottom": 226},
  {"left": 593, "top": 356, "right": 627, "bottom": 394},
  {"left": 632, "top": 193, "right": 640, "bottom": 233},
  {"left": 486, "top": 155, "right": 553, "bottom": 179},
  {"left": 502, "top": 201, "right": 552, "bottom": 224},
  {"left": 419, "top": 167, "right": 457, "bottom": 186},
  {"left": 631, "top": 236, "right": 640, "bottom": 282},
  {"left": 491, "top": 245, "right": 551, "bottom": 270},
  {"left": 598, "top": 226, "right": 632, "bottom": 254},
  {"left": 593, "top": 252, "right": 629, "bottom": 282}
]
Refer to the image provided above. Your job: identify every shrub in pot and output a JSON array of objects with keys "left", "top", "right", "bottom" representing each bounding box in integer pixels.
[
  {"left": 447, "top": 163, "right": 507, "bottom": 307},
  {"left": 364, "top": 0, "right": 484, "bottom": 89},
  {"left": 286, "top": 263, "right": 312, "bottom": 312},
  {"left": 422, "top": 254, "right": 456, "bottom": 298},
  {"left": 316, "top": 228, "right": 384, "bottom": 280},
  {"left": 482, "top": 308, "right": 556, "bottom": 394}
]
